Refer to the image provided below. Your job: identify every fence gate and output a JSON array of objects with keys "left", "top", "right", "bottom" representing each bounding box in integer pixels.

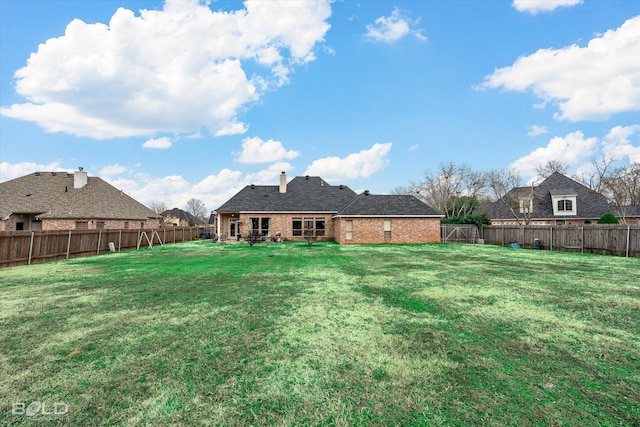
[{"left": 441, "top": 224, "right": 479, "bottom": 243}]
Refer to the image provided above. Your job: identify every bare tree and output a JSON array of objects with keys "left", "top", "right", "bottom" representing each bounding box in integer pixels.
[
  {"left": 603, "top": 163, "right": 640, "bottom": 223},
  {"left": 573, "top": 155, "right": 617, "bottom": 194},
  {"left": 407, "top": 163, "right": 487, "bottom": 218},
  {"left": 485, "top": 167, "right": 533, "bottom": 224},
  {"left": 534, "top": 160, "right": 570, "bottom": 179},
  {"left": 185, "top": 198, "right": 207, "bottom": 219},
  {"left": 149, "top": 201, "right": 167, "bottom": 214}
]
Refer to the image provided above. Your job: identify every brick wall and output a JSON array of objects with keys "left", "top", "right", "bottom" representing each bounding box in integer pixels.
[
  {"left": 41, "top": 218, "right": 161, "bottom": 230},
  {"left": 335, "top": 217, "right": 441, "bottom": 244},
  {"left": 238, "top": 213, "right": 336, "bottom": 241}
]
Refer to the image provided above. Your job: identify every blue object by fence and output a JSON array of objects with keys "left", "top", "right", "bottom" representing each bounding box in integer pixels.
[{"left": 509, "top": 243, "right": 520, "bottom": 249}]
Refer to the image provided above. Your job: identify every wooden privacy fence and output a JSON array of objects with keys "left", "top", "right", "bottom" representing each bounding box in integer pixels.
[
  {"left": 0, "top": 226, "right": 207, "bottom": 268},
  {"left": 441, "top": 224, "right": 479, "bottom": 243},
  {"left": 479, "top": 224, "right": 640, "bottom": 258}
]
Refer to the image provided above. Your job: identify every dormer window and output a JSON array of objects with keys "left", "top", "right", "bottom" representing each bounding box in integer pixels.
[
  {"left": 557, "top": 199, "right": 573, "bottom": 212},
  {"left": 550, "top": 189, "right": 577, "bottom": 216}
]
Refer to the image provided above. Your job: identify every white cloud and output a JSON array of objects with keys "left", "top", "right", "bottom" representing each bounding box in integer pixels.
[
  {"left": 408, "top": 144, "right": 419, "bottom": 151},
  {"left": 104, "top": 164, "right": 296, "bottom": 213},
  {"left": 512, "top": 0, "right": 582, "bottom": 15},
  {"left": 602, "top": 125, "right": 640, "bottom": 163},
  {"left": 527, "top": 125, "right": 548, "bottom": 137},
  {"left": 510, "top": 131, "right": 597, "bottom": 176},
  {"left": 1, "top": 0, "right": 331, "bottom": 139},
  {"left": 0, "top": 160, "right": 67, "bottom": 182},
  {"left": 305, "top": 142, "right": 392, "bottom": 182},
  {"left": 365, "top": 7, "right": 426, "bottom": 43},
  {"left": 236, "top": 136, "right": 300, "bottom": 164},
  {"left": 99, "top": 163, "right": 128, "bottom": 176},
  {"left": 143, "top": 137, "right": 173, "bottom": 149},
  {"left": 479, "top": 16, "right": 640, "bottom": 121}
]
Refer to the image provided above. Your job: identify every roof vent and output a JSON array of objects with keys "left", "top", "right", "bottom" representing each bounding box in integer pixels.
[
  {"left": 35, "top": 172, "right": 40, "bottom": 176},
  {"left": 364, "top": 190, "right": 370, "bottom": 195},
  {"left": 251, "top": 184, "right": 255, "bottom": 189},
  {"left": 305, "top": 175, "right": 310, "bottom": 180},
  {"left": 51, "top": 172, "right": 56, "bottom": 176},
  {"left": 339, "top": 185, "right": 344, "bottom": 189}
]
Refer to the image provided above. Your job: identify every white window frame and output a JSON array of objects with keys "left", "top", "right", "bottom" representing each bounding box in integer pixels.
[{"left": 551, "top": 195, "right": 577, "bottom": 216}]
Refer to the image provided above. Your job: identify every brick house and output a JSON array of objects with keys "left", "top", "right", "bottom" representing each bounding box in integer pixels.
[
  {"left": 161, "top": 208, "right": 205, "bottom": 227},
  {"left": 615, "top": 205, "right": 640, "bottom": 225},
  {"left": 0, "top": 168, "right": 161, "bottom": 231},
  {"left": 476, "top": 172, "right": 612, "bottom": 225},
  {"left": 215, "top": 172, "right": 443, "bottom": 244}
]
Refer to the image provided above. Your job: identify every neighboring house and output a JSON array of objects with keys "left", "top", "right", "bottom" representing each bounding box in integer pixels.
[
  {"left": 161, "top": 208, "right": 205, "bottom": 226},
  {"left": 614, "top": 205, "right": 640, "bottom": 225},
  {"left": 477, "top": 172, "right": 611, "bottom": 225},
  {"left": 0, "top": 168, "right": 161, "bottom": 231},
  {"left": 215, "top": 172, "right": 443, "bottom": 244}
]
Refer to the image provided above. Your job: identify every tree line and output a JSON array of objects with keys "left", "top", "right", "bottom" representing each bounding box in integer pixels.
[{"left": 393, "top": 159, "right": 640, "bottom": 225}]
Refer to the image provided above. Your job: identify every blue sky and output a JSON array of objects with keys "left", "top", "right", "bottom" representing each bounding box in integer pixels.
[{"left": 1, "top": 0, "right": 640, "bottom": 213}]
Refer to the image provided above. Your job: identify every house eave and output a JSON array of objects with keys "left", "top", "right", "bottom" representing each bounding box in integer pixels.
[{"left": 333, "top": 214, "right": 445, "bottom": 218}]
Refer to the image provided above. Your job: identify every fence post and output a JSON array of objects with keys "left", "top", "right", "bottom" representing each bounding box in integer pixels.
[
  {"left": 66, "top": 230, "right": 72, "bottom": 259},
  {"left": 118, "top": 229, "right": 122, "bottom": 252},
  {"left": 550, "top": 226, "right": 553, "bottom": 251},
  {"left": 581, "top": 226, "right": 584, "bottom": 253},
  {"left": 97, "top": 229, "right": 102, "bottom": 255},
  {"left": 28, "top": 231, "right": 34, "bottom": 265},
  {"left": 626, "top": 225, "right": 631, "bottom": 258}
]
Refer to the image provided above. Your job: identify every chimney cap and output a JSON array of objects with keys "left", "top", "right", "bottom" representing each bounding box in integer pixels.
[{"left": 78, "top": 167, "right": 83, "bottom": 172}]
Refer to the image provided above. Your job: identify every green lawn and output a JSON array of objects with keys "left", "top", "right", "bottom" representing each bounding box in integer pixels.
[{"left": 1, "top": 241, "right": 639, "bottom": 426}]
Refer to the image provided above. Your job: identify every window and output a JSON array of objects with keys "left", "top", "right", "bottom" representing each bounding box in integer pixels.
[
  {"left": 293, "top": 217, "right": 325, "bottom": 237},
  {"left": 96, "top": 221, "right": 105, "bottom": 230},
  {"left": 261, "top": 218, "right": 270, "bottom": 236},
  {"left": 552, "top": 195, "right": 576, "bottom": 216},
  {"left": 76, "top": 221, "right": 88, "bottom": 229},
  {"left": 384, "top": 220, "right": 392, "bottom": 239},
  {"left": 292, "top": 218, "right": 302, "bottom": 236},
  {"left": 345, "top": 220, "right": 353, "bottom": 240},
  {"left": 249, "top": 217, "right": 271, "bottom": 236},
  {"left": 15, "top": 222, "right": 24, "bottom": 231},
  {"left": 519, "top": 198, "right": 533, "bottom": 214},
  {"left": 557, "top": 199, "right": 573, "bottom": 211}
]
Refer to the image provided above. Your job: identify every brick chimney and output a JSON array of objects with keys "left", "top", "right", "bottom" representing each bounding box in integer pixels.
[
  {"left": 74, "top": 167, "right": 88, "bottom": 189},
  {"left": 279, "top": 171, "right": 287, "bottom": 193}
]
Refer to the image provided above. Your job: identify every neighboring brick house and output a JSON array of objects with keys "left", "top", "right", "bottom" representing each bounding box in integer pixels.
[
  {"left": 476, "top": 172, "right": 612, "bottom": 225},
  {"left": 215, "top": 172, "right": 443, "bottom": 244},
  {"left": 615, "top": 205, "right": 640, "bottom": 225},
  {"left": 161, "top": 208, "right": 205, "bottom": 227},
  {"left": 0, "top": 168, "right": 161, "bottom": 231}
]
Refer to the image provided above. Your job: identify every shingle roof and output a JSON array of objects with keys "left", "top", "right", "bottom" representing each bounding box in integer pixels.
[
  {"left": 335, "top": 193, "right": 443, "bottom": 217},
  {"left": 614, "top": 205, "right": 640, "bottom": 218},
  {"left": 476, "top": 172, "right": 610, "bottom": 220},
  {"left": 161, "top": 208, "right": 205, "bottom": 225},
  {"left": 0, "top": 172, "right": 160, "bottom": 220},
  {"left": 215, "top": 176, "right": 357, "bottom": 213}
]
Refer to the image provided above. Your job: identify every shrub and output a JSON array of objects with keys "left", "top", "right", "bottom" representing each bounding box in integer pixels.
[
  {"left": 441, "top": 214, "right": 491, "bottom": 228},
  {"left": 597, "top": 213, "right": 619, "bottom": 224}
]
